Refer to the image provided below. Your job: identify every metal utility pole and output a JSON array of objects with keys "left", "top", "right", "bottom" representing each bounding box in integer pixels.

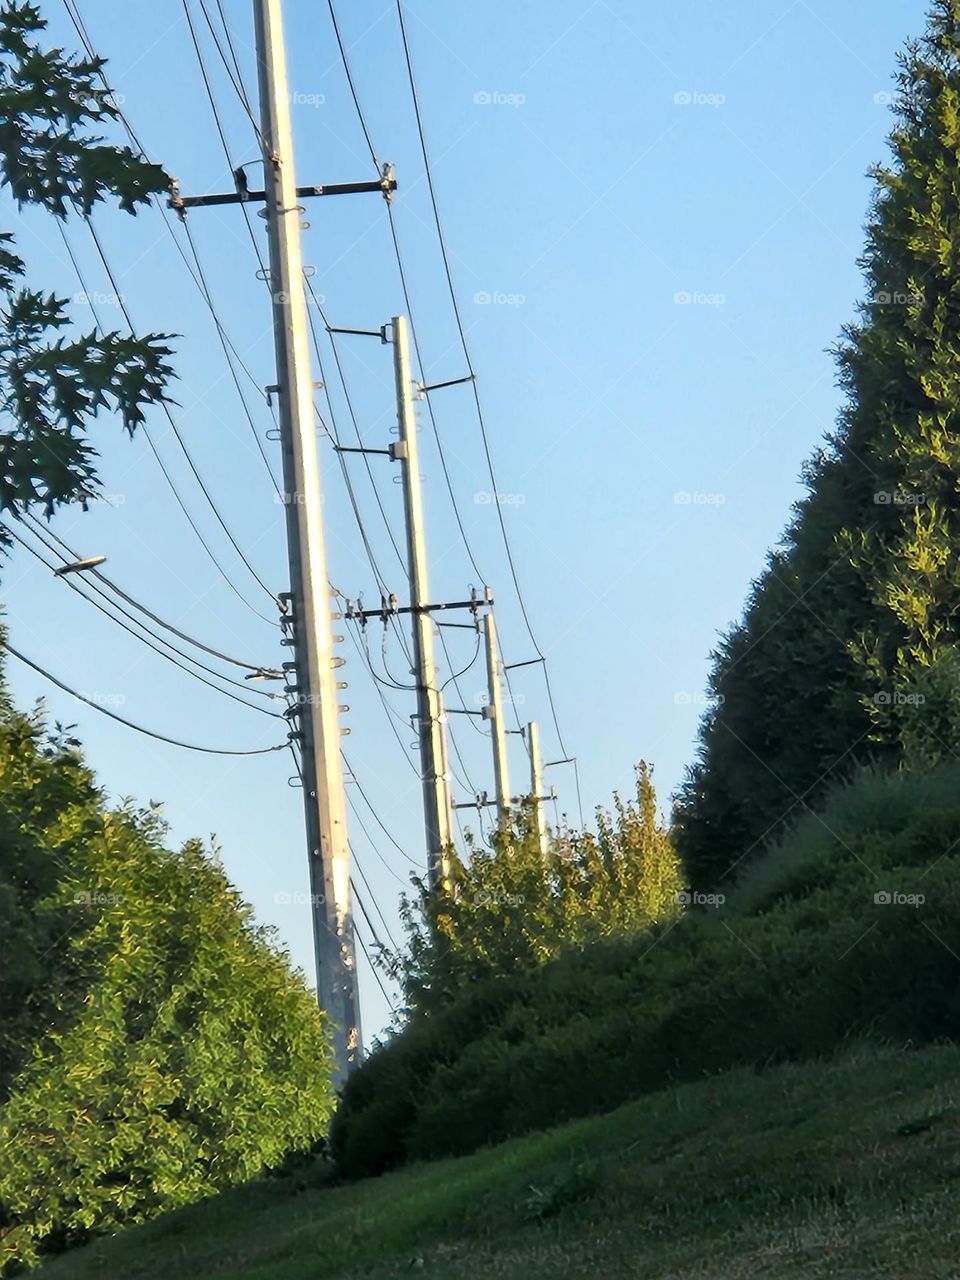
[
  {"left": 483, "top": 612, "right": 512, "bottom": 822},
  {"left": 526, "top": 720, "right": 549, "bottom": 858},
  {"left": 391, "top": 315, "right": 454, "bottom": 890},
  {"left": 253, "top": 0, "right": 359, "bottom": 1082}
]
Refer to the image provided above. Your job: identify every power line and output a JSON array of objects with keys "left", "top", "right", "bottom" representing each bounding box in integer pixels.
[
  {"left": 56, "top": 208, "right": 277, "bottom": 627},
  {"left": 351, "top": 856, "right": 400, "bottom": 951},
  {"left": 8, "top": 524, "right": 283, "bottom": 717},
  {"left": 60, "top": 0, "right": 282, "bottom": 625},
  {"left": 82, "top": 215, "right": 279, "bottom": 609},
  {"left": 5, "top": 640, "right": 287, "bottom": 756},
  {"left": 343, "top": 752, "right": 421, "bottom": 867},
  {"left": 322, "top": 0, "right": 579, "bottom": 816},
  {"left": 22, "top": 513, "right": 277, "bottom": 676}
]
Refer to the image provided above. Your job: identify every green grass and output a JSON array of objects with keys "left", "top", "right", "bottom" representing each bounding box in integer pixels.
[{"left": 39, "top": 1043, "right": 960, "bottom": 1280}]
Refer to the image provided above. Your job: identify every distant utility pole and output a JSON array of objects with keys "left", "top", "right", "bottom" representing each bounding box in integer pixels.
[
  {"left": 391, "top": 315, "right": 454, "bottom": 890},
  {"left": 253, "top": 0, "right": 358, "bottom": 1081},
  {"left": 526, "top": 720, "right": 549, "bottom": 858},
  {"left": 484, "top": 612, "right": 512, "bottom": 821}
]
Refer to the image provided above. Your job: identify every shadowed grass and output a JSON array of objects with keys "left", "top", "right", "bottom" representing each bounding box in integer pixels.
[{"left": 39, "top": 1041, "right": 960, "bottom": 1280}]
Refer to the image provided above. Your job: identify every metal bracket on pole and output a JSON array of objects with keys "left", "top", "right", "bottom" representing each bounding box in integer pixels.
[{"left": 168, "top": 162, "right": 397, "bottom": 215}]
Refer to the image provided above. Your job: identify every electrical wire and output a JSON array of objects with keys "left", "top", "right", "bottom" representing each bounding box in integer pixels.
[
  {"left": 8, "top": 525, "right": 283, "bottom": 717},
  {"left": 351, "top": 857, "right": 400, "bottom": 951},
  {"left": 322, "top": 0, "right": 579, "bottom": 815},
  {"left": 22, "top": 513, "right": 277, "bottom": 675},
  {"left": 82, "top": 215, "right": 279, "bottom": 609},
  {"left": 5, "top": 641, "right": 287, "bottom": 755},
  {"left": 343, "top": 752, "right": 421, "bottom": 866},
  {"left": 60, "top": 0, "right": 281, "bottom": 625},
  {"left": 393, "top": 0, "right": 575, "bottom": 761}
]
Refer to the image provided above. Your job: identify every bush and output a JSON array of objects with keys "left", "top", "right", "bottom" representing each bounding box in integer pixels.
[
  {"left": 332, "top": 764, "right": 960, "bottom": 1178},
  {"left": 395, "top": 764, "right": 682, "bottom": 1014},
  {"left": 0, "top": 698, "right": 334, "bottom": 1272}
]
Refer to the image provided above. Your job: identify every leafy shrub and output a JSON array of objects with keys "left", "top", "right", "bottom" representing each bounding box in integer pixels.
[
  {"left": 333, "top": 764, "right": 960, "bottom": 1178},
  {"left": 0, "top": 693, "right": 334, "bottom": 1272},
  {"left": 395, "top": 764, "right": 682, "bottom": 1014}
]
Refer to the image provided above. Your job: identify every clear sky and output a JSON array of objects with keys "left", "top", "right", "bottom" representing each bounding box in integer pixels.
[{"left": 3, "top": 0, "right": 924, "bottom": 1039}]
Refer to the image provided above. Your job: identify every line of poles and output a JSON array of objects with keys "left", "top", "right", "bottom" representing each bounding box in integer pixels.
[{"left": 166, "top": 0, "right": 559, "bottom": 1081}]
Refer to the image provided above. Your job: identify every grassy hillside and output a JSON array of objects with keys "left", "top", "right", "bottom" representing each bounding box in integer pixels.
[
  {"left": 333, "top": 764, "right": 960, "bottom": 1175},
  {"left": 39, "top": 1043, "right": 960, "bottom": 1280}
]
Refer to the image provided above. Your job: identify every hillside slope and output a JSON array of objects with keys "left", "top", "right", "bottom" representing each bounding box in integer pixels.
[{"left": 40, "top": 1043, "right": 960, "bottom": 1280}]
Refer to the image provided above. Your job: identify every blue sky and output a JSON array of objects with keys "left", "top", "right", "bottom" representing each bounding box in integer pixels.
[{"left": 3, "top": 0, "right": 924, "bottom": 1039}]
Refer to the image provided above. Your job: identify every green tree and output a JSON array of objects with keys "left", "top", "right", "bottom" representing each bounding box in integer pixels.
[
  {"left": 0, "top": 2, "right": 172, "bottom": 534},
  {"left": 396, "top": 765, "right": 682, "bottom": 1015},
  {"left": 0, "top": 674, "right": 334, "bottom": 1273},
  {"left": 675, "top": 0, "right": 960, "bottom": 891}
]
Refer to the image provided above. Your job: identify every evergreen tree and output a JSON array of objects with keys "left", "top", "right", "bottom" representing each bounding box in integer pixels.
[
  {"left": 396, "top": 765, "right": 682, "bottom": 1014},
  {"left": 676, "top": 0, "right": 960, "bottom": 891}
]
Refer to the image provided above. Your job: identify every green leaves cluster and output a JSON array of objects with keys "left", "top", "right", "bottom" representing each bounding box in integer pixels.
[
  {"left": 0, "top": 672, "right": 334, "bottom": 1274},
  {"left": 333, "top": 762, "right": 960, "bottom": 1177},
  {"left": 0, "top": 2, "right": 174, "bottom": 538},
  {"left": 394, "top": 765, "right": 683, "bottom": 1016},
  {"left": 675, "top": 0, "right": 960, "bottom": 891}
]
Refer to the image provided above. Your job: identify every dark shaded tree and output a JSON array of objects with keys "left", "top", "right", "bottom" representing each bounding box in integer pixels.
[{"left": 676, "top": 0, "right": 960, "bottom": 890}]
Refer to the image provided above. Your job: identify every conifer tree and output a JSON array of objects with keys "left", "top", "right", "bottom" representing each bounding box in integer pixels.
[{"left": 676, "top": 0, "right": 960, "bottom": 890}]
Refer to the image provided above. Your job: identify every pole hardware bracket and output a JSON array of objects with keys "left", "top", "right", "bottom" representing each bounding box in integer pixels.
[{"left": 168, "top": 164, "right": 397, "bottom": 214}]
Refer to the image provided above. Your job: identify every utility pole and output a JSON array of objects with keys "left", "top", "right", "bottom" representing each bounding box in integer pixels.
[
  {"left": 253, "top": 0, "right": 359, "bottom": 1082},
  {"left": 391, "top": 314, "right": 454, "bottom": 890},
  {"left": 526, "top": 720, "right": 549, "bottom": 858},
  {"left": 483, "top": 612, "right": 512, "bottom": 821}
]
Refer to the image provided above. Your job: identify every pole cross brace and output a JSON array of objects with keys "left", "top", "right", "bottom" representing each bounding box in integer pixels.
[
  {"left": 169, "top": 164, "right": 397, "bottom": 214},
  {"left": 451, "top": 792, "right": 497, "bottom": 811},
  {"left": 345, "top": 592, "right": 492, "bottom": 624}
]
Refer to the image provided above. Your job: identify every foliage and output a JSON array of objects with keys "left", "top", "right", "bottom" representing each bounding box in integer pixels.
[
  {"left": 674, "top": 0, "right": 960, "bottom": 890},
  {"left": 332, "top": 761, "right": 960, "bottom": 1177},
  {"left": 32, "top": 1043, "right": 960, "bottom": 1280},
  {"left": 0, "top": 2, "right": 173, "bottom": 539},
  {"left": 0, "top": 685, "right": 334, "bottom": 1274},
  {"left": 394, "top": 765, "right": 683, "bottom": 1015}
]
